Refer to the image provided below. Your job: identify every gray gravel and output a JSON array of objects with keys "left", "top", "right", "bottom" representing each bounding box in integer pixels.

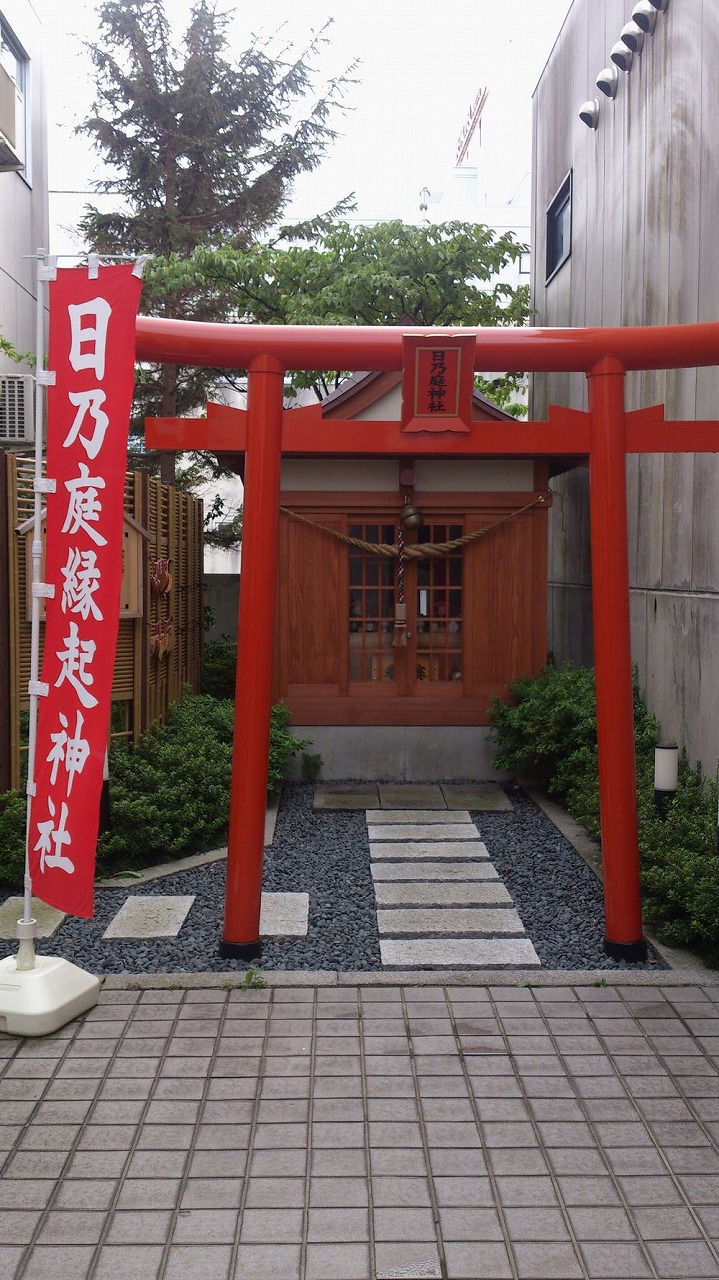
[
  {"left": 475, "top": 787, "right": 661, "bottom": 970},
  {"left": 0, "top": 783, "right": 661, "bottom": 974}
]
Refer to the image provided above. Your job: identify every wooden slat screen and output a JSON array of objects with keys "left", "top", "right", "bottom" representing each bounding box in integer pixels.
[{"left": 3, "top": 452, "right": 204, "bottom": 789}]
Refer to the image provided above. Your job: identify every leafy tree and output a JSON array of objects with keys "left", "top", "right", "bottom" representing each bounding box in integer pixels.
[
  {"left": 0, "top": 331, "right": 31, "bottom": 366},
  {"left": 153, "top": 218, "right": 531, "bottom": 412},
  {"left": 77, "top": 0, "right": 356, "bottom": 480}
]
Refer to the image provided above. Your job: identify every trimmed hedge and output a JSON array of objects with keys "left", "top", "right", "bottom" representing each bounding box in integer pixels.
[{"left": 0, "top": 694, "right": 309, "bottom": 889}]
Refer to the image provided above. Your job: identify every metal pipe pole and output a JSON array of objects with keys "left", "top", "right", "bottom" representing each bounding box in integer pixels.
[
  {"left": 219, "top": 356, "right": 285, "bottom": 958},
  {"left": 587, "top": 358, "right": 646, "bottom": 960}
]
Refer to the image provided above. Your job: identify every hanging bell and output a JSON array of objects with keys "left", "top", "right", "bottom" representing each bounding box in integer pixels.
[{"left": 401, "top": 503, "right": 424, "bottom": 530}]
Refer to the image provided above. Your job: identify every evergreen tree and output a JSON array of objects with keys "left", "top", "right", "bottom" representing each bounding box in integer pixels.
[{"left": 78, "top": 0, "right": 356, "bottom": 481}]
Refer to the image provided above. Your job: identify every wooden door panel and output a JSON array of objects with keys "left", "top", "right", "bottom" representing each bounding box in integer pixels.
[
  {"left": 278, "top": 513, "right": 343, "bottom": 690},
  {"left": 465, "top": 512, "right": 540, "bottom": 690}
]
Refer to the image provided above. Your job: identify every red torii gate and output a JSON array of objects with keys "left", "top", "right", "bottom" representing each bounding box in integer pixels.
[{"left": 138, "top": 318, "right": 719, "bottom": 964}]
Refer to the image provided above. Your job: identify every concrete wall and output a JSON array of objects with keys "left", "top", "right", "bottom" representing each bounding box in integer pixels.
[
  {"left": 532, "top": 0, "right": 719, "bottom": 769},
  {"left": 204, "top": 574, "right": 240, "bottom": 643},
  {"left": 0, "top": 1, "right": 48, "bottom": 379},
  {"left": 285, "top": 726, "right": 508, "bottom": 783}
]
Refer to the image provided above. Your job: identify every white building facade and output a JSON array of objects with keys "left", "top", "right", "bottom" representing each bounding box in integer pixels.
[{"left": 0, "top": 0, "right": 48, "bottom": 449}]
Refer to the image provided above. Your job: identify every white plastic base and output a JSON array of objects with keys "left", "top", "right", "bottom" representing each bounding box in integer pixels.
[{"left": 0, "top": 952, "right": 100, "bottom": 1037}]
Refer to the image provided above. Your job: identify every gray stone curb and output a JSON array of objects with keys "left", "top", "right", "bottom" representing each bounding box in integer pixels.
[{"left": 99, "top": 967, "right": 719, "bottom": 991}]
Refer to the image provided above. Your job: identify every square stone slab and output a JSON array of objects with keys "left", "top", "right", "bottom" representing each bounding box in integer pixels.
[
  {"left": 0, "top": 896, "right": 66, "bottom": 940},
  {"left": 371, "top": 860, "right": 500, "bottom": 881},
  {"left": 102, "top": 895, "right": 195, "bottom": 939},
  {"left": 380, "top": 937, "right": 541, "bottom": 967},
  {"left": 442, "top": 783, "right": 513, "bottom": 811},
  {"left": 259, "top": 892, "right": 309, "bottom": 937},
  {"left": 376, "top": 907, "right": 526, "bottom": 936},
  {"left": 369, "top": 823, "right": 480, "bottom": 842},
  {"left": 378, "top": 785, "right": 446, "bottom": 809},
  {"left": 369, "top": 841, "right": 490, "bottom": 860},
  {"left": 374, "top": 881, "right": 512, "bottom": 907},
  {"left": 366, "top": 809, "right": 471, "bottom": 825},
  {"left": 314, "top": 785, "right": 380, "bottom": 810}
]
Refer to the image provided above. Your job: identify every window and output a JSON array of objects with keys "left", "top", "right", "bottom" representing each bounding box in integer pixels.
[
  {"left": 545, "top": 171, "right": 572, "bottom": 283},
  {"left": 348, "top": 523, "right": 397, "bottom": 682},
  {"left": 415, "top": 523, "right": 463, "bottom": 683},
  {"left": 0, "top": 17, "right": 29, "bottom": 175},
  {"left": 347, "top": 518, "right": 465, "bottom": 686}
]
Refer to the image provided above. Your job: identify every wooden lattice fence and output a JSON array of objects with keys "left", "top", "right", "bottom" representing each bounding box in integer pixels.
[{"left": 0, "top": 451, "right": 204, "bottom": 792}]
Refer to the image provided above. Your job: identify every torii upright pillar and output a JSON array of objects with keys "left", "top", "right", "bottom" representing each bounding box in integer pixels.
[
  {"left": 587, "top": 359, "right": 644, "bottom": 958},
  {"left": 218, "top": 356, "right": 285, "bottom": 959}
]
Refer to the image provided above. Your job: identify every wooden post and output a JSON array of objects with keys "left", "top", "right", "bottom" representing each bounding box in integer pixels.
[
  {"left": 587, "top": 358, "right": 646, "bottom": 960},
  {"left": 220, "top": 355, "right": 285, "bottom": 958}
]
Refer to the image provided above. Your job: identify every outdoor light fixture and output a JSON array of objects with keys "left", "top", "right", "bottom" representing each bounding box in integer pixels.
[
  {"left": 619, "top": 21, "right": 645, "bottom": 54},
  {"left": 632, "top": 1, "right": 658, "bottom": 33},
  {"left": 596, "top": 66, "right": 619, "bottom": 98},
  {"left": 579, "top": 99, "right": 600, "bottom": 129},
  {"left": 610, "top": 41, "right": 634, "bottom": 72},
  {"left": 654, "top": 743, "right": 679, "bottom": 817}
]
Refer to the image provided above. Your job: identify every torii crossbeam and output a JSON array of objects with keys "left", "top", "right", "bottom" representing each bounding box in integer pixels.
[{"left": 139, "top": 318, "right": 719, "bottom": 964}]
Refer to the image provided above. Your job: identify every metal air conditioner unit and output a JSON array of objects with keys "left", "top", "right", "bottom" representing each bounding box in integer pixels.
[
  {"left": 0, "top": 376, "right": 34, "bottom": 443},
  {"left": 0, "top": 64, "right": 22, "bottom": 171}
]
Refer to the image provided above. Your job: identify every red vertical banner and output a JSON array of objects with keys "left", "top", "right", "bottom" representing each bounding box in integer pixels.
[{"left": 29, "top": 263, "right": 143, "bottom": 917}]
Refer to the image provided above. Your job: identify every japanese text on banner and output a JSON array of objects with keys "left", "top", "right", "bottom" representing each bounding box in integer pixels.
[{"left": 29, "top": 264, "right": 143, "bottom": 918}]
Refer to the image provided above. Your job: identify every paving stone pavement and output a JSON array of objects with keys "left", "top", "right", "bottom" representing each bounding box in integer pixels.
[{"left": 2, "top": 978, "right": 719, "bottom": 1280}]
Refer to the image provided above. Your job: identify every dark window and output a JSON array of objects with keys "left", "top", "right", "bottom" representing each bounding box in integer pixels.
[
  {"left": 415, "top": 523, "right": 463, "bottom": 683},
  {"left": 545, "top": 172, "right": 572, "bottom": 283},
  {"left": 348, "top": 523, "right": 396, "bottom": 682},
  {"left": 0, "top": 17, "right": 29, "bottom": 177}
]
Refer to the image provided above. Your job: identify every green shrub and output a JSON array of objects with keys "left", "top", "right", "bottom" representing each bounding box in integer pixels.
[
  {"left": 639, "top": 759, "right": 719, "bottom": 962},
  {"left": 0, "top": 693, "right": 310, "bottom": 887},
  {"left": 268, "top": 703, "right": 311, "bottom": 794},
  {"left": 490, "top": 663, "right": 600, "bottom": 794},
  {"left": 201, "top": 638, "right": 237, "bottom": 700},
  {"left": 0, "top": 790, "right": 26, "bottom": 891},
  {"left": 490, "top": 661, "right": 719, "bottom": 965},
  {"left": 96, "top": 695, "right": 234, "bottom": 873},
  {"left": 97, "top": 694, "right": 308, "bottom": 874}
]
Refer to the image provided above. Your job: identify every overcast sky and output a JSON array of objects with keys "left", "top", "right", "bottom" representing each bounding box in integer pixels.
[{"left": 39, "top": 0, "right": 572, "bottom": 252}]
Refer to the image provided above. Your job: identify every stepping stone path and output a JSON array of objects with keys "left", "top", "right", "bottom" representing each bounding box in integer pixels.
[
  {"left": 368, "top": 809, "right": 540, "bottom": 968},
  {"left": 315, "top": 784, "right": 540, "bottom": 969}
]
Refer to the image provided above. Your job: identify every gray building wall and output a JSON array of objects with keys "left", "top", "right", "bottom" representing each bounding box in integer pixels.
[
  {"left": 532, "top": 0, "right": 719, "bottom": 769},
  {"left": 0, "top": 1, "right": 48, "bottom": 378}
]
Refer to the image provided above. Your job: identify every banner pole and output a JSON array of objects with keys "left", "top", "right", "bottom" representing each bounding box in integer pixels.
[{"left": 17, "top": 250, "right": 54, "bottom": 968}]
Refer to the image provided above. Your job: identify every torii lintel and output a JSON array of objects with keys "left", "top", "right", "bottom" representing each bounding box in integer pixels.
[{"left": 146, "top": 401, "right": 719, "bottom": 458}]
